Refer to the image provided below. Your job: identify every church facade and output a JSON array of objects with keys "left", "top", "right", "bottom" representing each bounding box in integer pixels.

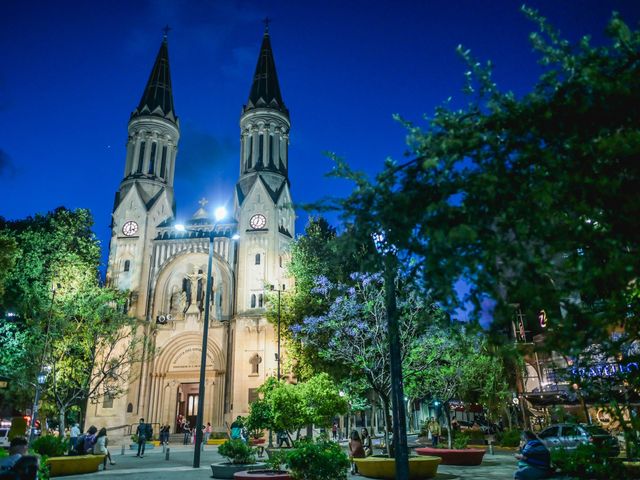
[{"left": 86, "top": 28, "right": 294, "bottom": 434}]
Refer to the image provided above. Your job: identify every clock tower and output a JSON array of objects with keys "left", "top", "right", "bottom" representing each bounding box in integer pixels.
[
  {"left": 107, "top": 32, "right": 179, "bottom": 318},
  {"left": 229, "top": 25, "right": 295, "bottom": 411},
  {"left": 234, "top": 24, "right": 294, "bottom": 315}
]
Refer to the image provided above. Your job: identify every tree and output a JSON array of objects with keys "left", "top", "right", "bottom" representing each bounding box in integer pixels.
[
  {"left": 292, "top": 272, "right": 444, "bottom": 455},
  {"left": 0, "top": 208, "right": 100, "bottom": 412},
  {"left": 318, "top": 7, "right": 640, "bottom": 445},
  {"left": 404, "top": 324, "right": 510, "bottom": 447},
  {"left": 266, "top": 217, "right": 370, "bottom": 380},
  {"left": 0, "top": 207, "right": 146, "bottom": 432},
  {"left": 247, "top": 374, "right": 348, "bottom": 441},
  {"left": 48, "top": 283, "right": 148, "bottom": 434}
]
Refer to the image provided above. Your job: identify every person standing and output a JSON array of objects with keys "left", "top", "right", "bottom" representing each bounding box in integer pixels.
[
  {"left": 94, "top": 428, "right": 116, "bottom": 469},
  {"left": 69, "top": 423, "right": 81, "bottom": 453},
  {"left": 428, "top": 418, "right": 441, "bottom": 447},
  {"left": 332, "top": 421, "right": 338, "bottom": 441},
  {"left": 348, "top": 430, "right": 366, "bottom": 474},
  {"left": 204, "top": 423, "right": 212, "bottom": 444},
  {"left": 183, "top": 421, "right": 191, "bottom": 445},
  {"left": 135, "top": 418, "right": 147, "bottom": 458},
  {"left": 230, "top": 416, "right": 243, "bottom": 440}
]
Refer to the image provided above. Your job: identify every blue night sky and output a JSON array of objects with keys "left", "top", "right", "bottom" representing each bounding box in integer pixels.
[{"left": 2, "top": 0, "right": 639, "bottom": 277}]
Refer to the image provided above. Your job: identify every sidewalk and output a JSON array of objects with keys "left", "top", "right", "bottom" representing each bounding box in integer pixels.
[{"left": 61, "top": 444, "right": 519, "bottom": 479}]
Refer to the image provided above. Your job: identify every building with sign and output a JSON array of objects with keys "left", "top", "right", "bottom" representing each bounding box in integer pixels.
[{"left": 85, "top": 27, "right": 294, "bottom": 435}]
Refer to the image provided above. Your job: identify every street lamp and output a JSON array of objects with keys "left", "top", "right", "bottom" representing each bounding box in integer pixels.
[
  {"left": 176, "top": 205, "right": 228, "bottom": 469},
  {"left": 270, "top": 285, "right": 283, "bottom": 381}
]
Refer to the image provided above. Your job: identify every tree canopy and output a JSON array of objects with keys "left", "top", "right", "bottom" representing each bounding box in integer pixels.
[
  {"left": 0, "top": 208, "right": 145, "bottom": 429},
  {"left": 322, "top": 8, "right": 640, "bottom": 356}
]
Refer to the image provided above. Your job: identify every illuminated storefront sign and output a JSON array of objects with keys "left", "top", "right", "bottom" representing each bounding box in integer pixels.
[{"left": 570, "top": 362, "right": 639, "bottom": 379}]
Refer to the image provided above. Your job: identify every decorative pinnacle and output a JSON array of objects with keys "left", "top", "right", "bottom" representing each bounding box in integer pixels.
[
  {"left": 162, "top": 24, "right": 171, "bottom": 40},
  {"left": 198, "top": 198, "right": 209, "bottom": 208},
  {"left": 263, "top": 17, "right": 271, "bottom": 34}
]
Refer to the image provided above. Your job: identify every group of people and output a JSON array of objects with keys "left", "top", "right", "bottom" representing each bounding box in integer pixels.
[
  {"left": 179, "top": 420, "right": 213, "bottom": 447},
  {"left": 72, "top": 425, "right": 116, "bottom": 469}
]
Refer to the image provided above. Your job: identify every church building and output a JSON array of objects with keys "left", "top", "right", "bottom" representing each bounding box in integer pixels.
[{"left": 86, "top": 27, "right": 294, "bottom": 434}]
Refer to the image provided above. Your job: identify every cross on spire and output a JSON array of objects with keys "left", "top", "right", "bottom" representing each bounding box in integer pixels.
[
  {"left": 263, "top": 17, "right": 271, "bottom": 33},
  {"left": 198, "top": 198, "right": 208, "bottom": 208},
  {"left": 162, "top": 24, "right": 171, "bottom": 39}
]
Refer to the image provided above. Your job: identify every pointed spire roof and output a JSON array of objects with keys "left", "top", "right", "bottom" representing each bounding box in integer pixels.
[
  {"left": 243, "top": 26, "right": 288, "bottom": 115},
  {"left": 131, "top": 35, "right": 177, "bottom": 123}
]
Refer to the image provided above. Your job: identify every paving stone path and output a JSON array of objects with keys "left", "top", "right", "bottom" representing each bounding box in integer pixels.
[{"left": 61, "top": 443, "right": 519, "bottom": 480}]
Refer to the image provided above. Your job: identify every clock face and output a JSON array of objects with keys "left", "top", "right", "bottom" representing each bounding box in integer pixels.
[
  {"left": 122, "top": 221, "right": 139, "bottom": 236},
  {"left": 249, "top": 214, "right": 267, "bottom": 230}
]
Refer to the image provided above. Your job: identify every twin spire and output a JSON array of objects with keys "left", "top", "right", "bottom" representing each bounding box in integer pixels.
[
  {"left": 244, "top": 25, "right": 288, "bottom": 115},
  {"left": 132, "top": 24, "right": 286, "bottom": 123},
  {"left": 131, "top": 34, "right": 176, "bottom": 123}
]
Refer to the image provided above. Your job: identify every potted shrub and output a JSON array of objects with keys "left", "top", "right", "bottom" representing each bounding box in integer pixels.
[
  {"left": 285, "top": 437, "right": 350, "bottom": 480},
  {"left": 415, "top": 433, "right": 486, "bottom": 466},
  {"left": 211, "top": 439, "right": 266, "bottom": 479},
  {"left": 234, "top": 448, "right": 290, "bottom": 479}
]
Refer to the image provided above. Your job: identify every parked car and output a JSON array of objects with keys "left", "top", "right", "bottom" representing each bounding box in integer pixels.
[
  {"left": 0, "top": 427, "right": 9, "bottom": 448},
  {"left": 538, "top": 423, "right": 620, "bottom": 456}
]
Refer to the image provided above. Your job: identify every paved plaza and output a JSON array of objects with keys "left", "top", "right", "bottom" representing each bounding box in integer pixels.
[{"left": 60, "top": 443, "right": 520, "bottom": 480}]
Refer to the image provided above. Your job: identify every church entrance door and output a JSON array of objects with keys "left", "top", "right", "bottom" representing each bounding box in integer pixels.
[{"left": 176, "top": 382, "right": 199, "bottom": 432}]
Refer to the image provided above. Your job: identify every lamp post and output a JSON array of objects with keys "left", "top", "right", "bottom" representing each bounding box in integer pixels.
[
  {"left": 176, "top": 205, "right": 228, "bottom": 469},
  {"left": 269, "top": 285, "right": 283, "bottom": 380}
]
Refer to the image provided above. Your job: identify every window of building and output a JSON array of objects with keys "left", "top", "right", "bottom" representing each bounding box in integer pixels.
[
  {"left": 102, "top": 394, "right": 114, "bottom": 409},
  {"left": 148, "top": 142, "right": 157, "bottom": 174},
  {"left": 127, "top": 403, "right": 133, "bottom": 413},
  {"left": 160, "top": 145, "right": 167, "bottom": 178},
  {"left": 248, "top": 388, "right": 259, "bottom": 404},
  {"left": 124, "top": 260, "right": 130, "bottom": 272},
  {"left": 250, "top": 294, "right": 256, "bottom": 308},
  {"left": 250, "top": 354, "right": 262, "bottom": 375},
  {"left": 258, "top": 294, "right": 263, "bottom": 308},
  {"left": 136, "top": 141, "right": 145, "bottom": 173},
  {"left": 247, "top": 135, "right": 253, "bottom": 169},
  {"left": 187, "top": 394, "right": 199, "bottom": 416},
  {"left": 279, "top": 256, "right": 282, "bottom": 268},
  {"left": 258, "top": 133, "right": 264, "bottom": 165},
  {"left": 255, "top": 253, "right": 261, "bottom": 265}
]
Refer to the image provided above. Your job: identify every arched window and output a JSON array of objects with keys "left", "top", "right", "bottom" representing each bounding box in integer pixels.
[
  {"left": 255, "top": 253, "right": 261, "bottom": 265},
  {"left": 279, "top": 256, "right": 282, "bottom": 268},
  {"left": 160, "top": 145, "right": 167, "bottom": 178},
  {"left": 124, "top": 260, "right": 130, "bottom": 272},
  {"left": 258, "top": 294, "right": 263, "bottom": 308},
  {"left": 148, "top": 142, "right": 157, "bottom": 174},
  {"left": 250, "top": 294, "right": 256, "bottom": 308},
  {"left": 218, "top": 287, "right": 223, "bottom": 306},
  {"left": 258, "top": 133, "right": 264, "bottom": 165},
  {"left": 136, "top": 141, "right": 145, "bottom": 173},
  {"left": 127, "top": 403, "right": 133, "bottom": 413},
  {"left": 247, "top": 135, "right": 253, "bottom": 169}
]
